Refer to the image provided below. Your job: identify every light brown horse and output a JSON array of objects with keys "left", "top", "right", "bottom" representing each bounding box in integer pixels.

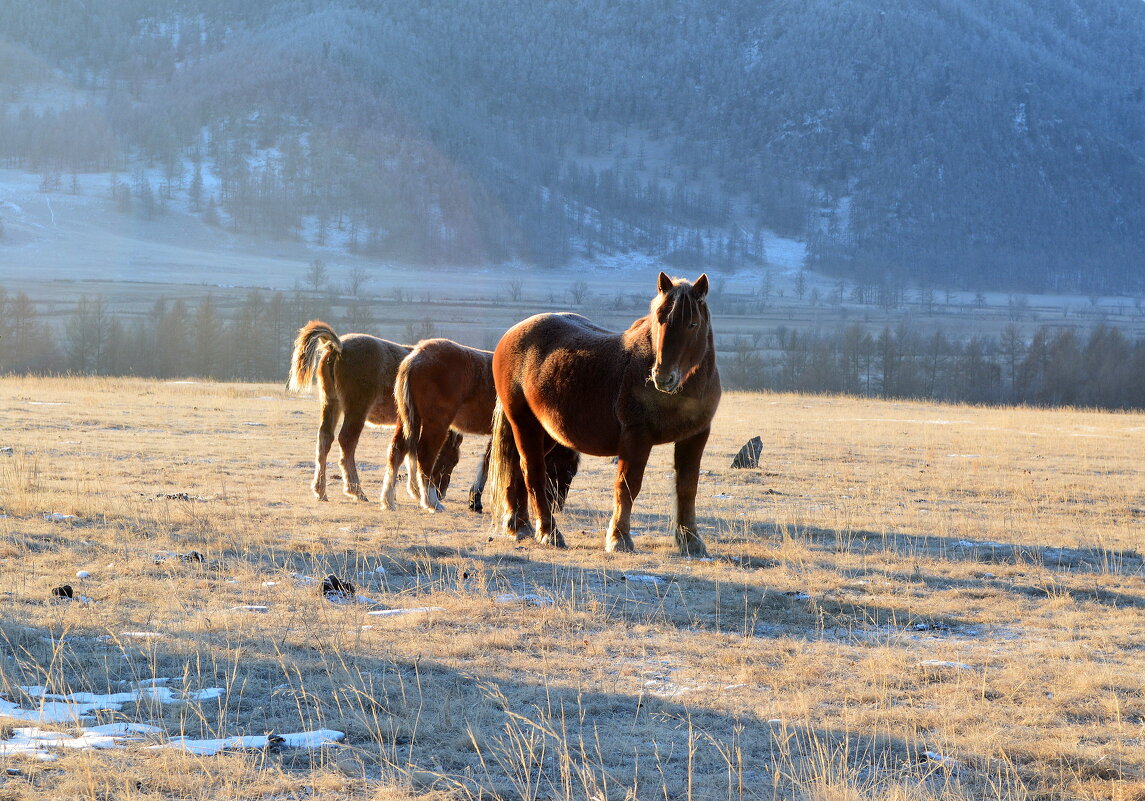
[
  {"left": 490, "top": 272, "right": 720, "bottom": 556},
  {"left": 381, "top": 338, "right": 580, "bottom": 513},
  {"left": 287, "top": 321, "right": 460, "bottom": 502}
]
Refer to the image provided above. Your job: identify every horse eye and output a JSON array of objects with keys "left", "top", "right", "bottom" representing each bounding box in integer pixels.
[{"left": 688, "top": 321, "right": 699, "bottom": 329}]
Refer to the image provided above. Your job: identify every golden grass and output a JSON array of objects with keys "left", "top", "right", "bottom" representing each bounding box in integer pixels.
[{"left": 1, "top": 375, "right": 1143, "bottom": 800}]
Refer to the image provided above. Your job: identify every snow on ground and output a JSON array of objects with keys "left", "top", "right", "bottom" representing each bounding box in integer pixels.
[
  {"left": 2, "top": 682, "right": 226, "bottom": 725},
  {"left": 0, "top": 680, "right": 344, "bottom": 761},
  {"left": 0, "top": 724, "right": 344, "bottom": 761}
]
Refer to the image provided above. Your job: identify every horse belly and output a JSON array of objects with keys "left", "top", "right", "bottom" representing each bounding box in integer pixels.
[{"left": 531, "top": 389, "right": 620, "bottom": 457}]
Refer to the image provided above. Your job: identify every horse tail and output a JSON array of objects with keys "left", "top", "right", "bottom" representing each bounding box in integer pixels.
[
  {"left": 395, "top": 356, "right": 420, "bottom": 467},
  {"left": 487, "top": 397, "right": 519, "bottom": 530},
  {"left": 288, "top": 320, "right": 342, "bottom": 392}
]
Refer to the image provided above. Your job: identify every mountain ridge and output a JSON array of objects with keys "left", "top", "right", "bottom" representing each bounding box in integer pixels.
[{"left": 1, "top": 0, "right": 1142, "bottom": 292}]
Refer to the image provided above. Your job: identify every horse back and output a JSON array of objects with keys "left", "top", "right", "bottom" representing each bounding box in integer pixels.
[
  {"left": 334, "top": 333, "right": 412, "bottom": 424},
  {"left": 405, "top": 338, "right": 497, "bottom": 435}
]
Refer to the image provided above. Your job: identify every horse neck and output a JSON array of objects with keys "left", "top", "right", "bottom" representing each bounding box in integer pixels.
[{"left": 622, "top": 315, "right": 656, "bottom": 360}]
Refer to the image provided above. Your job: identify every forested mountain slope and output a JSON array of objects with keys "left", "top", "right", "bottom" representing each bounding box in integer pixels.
[{"left": 2, "top": 0, "right": 1142, "bottom": 292}]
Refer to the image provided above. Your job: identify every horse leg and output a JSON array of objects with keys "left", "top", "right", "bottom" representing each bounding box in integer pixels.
[
  {"left": 380, "top": 422, "right": 408, "bottom": 511},
  {"left": 546, "top": 444, "right": 579, "bottom": 512},
  {"left": 605, "top": 434, "right": 652, "bottom": 553},
  {"left": 312, "top": 398, "right": 339, "bottom": 501},
  {"left": 501, "top": 441, "right": 532, "bottom": 539},
  {"left": 511, "top": 413, "right": 564, "bottom": 547},
  {"left": 414, "top": 422, "right": 451, "bottom": 512},
  {"left": 672, "top": 428, "right": 711, "bottom": 557},
  {"left": 431, "top": 430, "right": 462, "bottom": 500},
  {"left": 469, "top": 439, "right": 491, "bottom": 513},
  {"left": 337, "top": 413, "right": 370, "bottom": 501},
  {"left": 404, "top": 454, "right": 419, "bottom": 500}
]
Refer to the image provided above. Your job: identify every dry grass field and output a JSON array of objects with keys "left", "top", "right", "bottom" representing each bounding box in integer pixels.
[{"left": 1, "top": 375, "right": 1143, "bottom": 800}]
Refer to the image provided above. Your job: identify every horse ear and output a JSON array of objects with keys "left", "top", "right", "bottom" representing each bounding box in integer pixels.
[
  {"left": 657, "top": 271, "right": 673, "bottom": 294},
  {"left": 692, "top": 274, "right": 709, "bottom": 299}
]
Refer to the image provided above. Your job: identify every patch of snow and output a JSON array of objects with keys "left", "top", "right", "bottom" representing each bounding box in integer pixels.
[
  {"left": 494, "top": 593, "right": 553, "bottom": 607},
  {"left": 954, "top": 540, "right": 1008, "bottom": 549},
  {"left": 158, "top": 728, "right": 344, "bottom": 756},
  {"left": 622, "top": 574, "right": 666, "bottom": 585},
  {"left": 0, "top": 723, "right": 162, "bottom": 759},
  {"left": 366, "top": 606, "right": 445, "bottom": 618},
  {"left": 6, "top": 685, "right": 226, "bottom": 724},
  {"left": 918, "top": 660, "right": 974, "bottom": 671},
  {"left": 0, "top": 724, "right": 340, "bottom": 760},
  {"left": 924, "top": 750, "right": 963, "bottom": 771}
]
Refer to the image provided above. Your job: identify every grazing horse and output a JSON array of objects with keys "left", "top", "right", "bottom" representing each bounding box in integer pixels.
[
  {"left": 490, "top": 272, "right": 720, "bottom": 556},
  {"left": 287, "top": 321, "right": 460, "bottom": 502},
  {"left": 381, "top": 338, "right": 580, "bottom": 512}
]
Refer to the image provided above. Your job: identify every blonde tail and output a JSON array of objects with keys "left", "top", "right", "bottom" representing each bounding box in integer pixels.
[
  {"left": 288, "top": 320, "right": 342, "bottom": 392},
  {"left": 487, "top": 398, "right": 527, "bottom": 535}
]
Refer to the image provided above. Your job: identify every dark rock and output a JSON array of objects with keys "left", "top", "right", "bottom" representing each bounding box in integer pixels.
[
  {"left": 321, "top": 574, "right": 355, "bottom": 600},
  {"left": 51, "top": 584, "right": 74, "bottom": 599},
  {"left": 730, "top": 436, "right": 763, "bottom": 469}
]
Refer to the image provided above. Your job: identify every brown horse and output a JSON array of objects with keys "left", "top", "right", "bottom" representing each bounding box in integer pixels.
[
  {"left": 287, "top": 321, "right": 460, "bottom": 502},
  {"left": 490, "top": 272, "right": 720, "bottom": 556},
  {"left": 381, "top": 337, "right": 580, "bottom": 513}
]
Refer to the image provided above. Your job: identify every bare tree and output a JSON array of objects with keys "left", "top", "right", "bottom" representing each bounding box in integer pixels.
[
  {"left": 305, "top": 259, "right": 328, "bottom": 293},
  {"left": 345, "top": 265, "right": 370, "bottom": 297}
]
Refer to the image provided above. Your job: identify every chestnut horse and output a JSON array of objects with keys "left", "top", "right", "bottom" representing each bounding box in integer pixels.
[
  {"left": 381, "top": 337, "right": 580, "bottom": 513},
  {"left": 287, "top": 321, "right": 461, "bottom": 502},
  {"left": 490, "top": 273, "right": 720, "bottom": 556}
]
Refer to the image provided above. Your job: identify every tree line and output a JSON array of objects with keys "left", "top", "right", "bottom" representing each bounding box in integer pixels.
[
  {"left": 3, "top": 286, "right": 1143, "bottom": 411},
  {"left": 724, "top": 322, "right": 1145, "bottom": 410}
]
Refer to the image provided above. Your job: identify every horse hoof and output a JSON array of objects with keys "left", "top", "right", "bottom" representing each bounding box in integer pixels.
[
  {"left": 605, "top": 534, "right": 635, "bottom": 553},
  {"left": 677, "top": 537, "right": 708, "bottom": 558},
  {"left": 537, "top": 532, "right": 567, "bottom": 549}
]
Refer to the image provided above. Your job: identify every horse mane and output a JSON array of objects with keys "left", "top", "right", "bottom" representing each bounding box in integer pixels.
[{"left": 287, "top": 320, "right": 342, "bottom": 392}]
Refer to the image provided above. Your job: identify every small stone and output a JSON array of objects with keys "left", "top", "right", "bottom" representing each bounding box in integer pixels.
[
  {"left": 51, "top": 585, "right": 74, "bottom": 599},
  {"left": 76, "top": 570, "right": 91, "bottom": 579}
]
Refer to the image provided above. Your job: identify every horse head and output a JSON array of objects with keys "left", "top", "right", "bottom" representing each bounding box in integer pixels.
[{"left": 648, "top": 272, "right": 711, "bottom": 394}]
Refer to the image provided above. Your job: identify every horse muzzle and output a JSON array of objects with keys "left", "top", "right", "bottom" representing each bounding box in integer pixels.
[{"left": 651, "top": 368, "right": 682, "bottom": 394}]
